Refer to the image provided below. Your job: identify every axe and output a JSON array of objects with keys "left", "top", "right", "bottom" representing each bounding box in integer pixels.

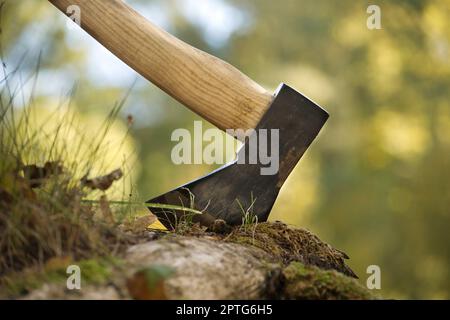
[{"left": 49, "top": 0, "right": 329, "bottom": 229}]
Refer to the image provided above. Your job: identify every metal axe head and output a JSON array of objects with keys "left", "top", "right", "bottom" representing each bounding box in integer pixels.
[
  {"left": 148, "top": 84, "right": 329, "bottom": 229},
  {"left": 46, "top": 1, "right": 329, "bottom": 228}
]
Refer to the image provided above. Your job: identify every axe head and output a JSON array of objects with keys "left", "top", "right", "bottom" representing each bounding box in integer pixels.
[{"left": 147, "top": 84, "right": 329, "bottom": 229}]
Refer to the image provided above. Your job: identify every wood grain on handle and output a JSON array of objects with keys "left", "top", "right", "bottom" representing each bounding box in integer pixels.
[{"left": 49, "top": 0, "right": 273, "bottom": 135}]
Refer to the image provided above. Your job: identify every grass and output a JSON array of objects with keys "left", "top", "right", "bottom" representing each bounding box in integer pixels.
[
  {"left": 236, "top": 192, "right": 259, "bottom": 240},
  {"left": 0, "top": 59, "right": 136, "bottom": 275},
  {"left": 0, "top": 19, "right": 202, "bottom": 281},
  {"left": 150, "top": 187, "right": 208, "bottom": 234},
  {"left": 0, "top": 28, "right": 144, "bottom": 274}
]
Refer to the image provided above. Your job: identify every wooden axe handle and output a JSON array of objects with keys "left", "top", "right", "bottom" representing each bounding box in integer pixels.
[{"left": 49, "top": 0, "right": 273, "bottom": 133}]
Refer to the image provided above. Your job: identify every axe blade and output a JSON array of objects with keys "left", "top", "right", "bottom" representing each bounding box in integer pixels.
[{"left": 148, "top": 84, "right": 329, "bottom": 229}]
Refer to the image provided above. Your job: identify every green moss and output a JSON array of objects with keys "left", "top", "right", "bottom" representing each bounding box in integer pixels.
[
  {"left": 0, "top": 257, "right": 121, "bottom": 298},
  {"left": 1, "top": 261, "right": 68, "bottom": 298},
  {"left": 227, "top": 222, "right": 357, "bottom": 278},
  {"left": 76, "top": 259, "right": 116, "bottom": 284},
  {"left": 227, "top": 224, "right": 286, "bottom": 258},
  {"left": 229, "top": 235, "right": 265, "bottom": 249},
  {"left": 139, "top": 265, "right": 175, "bottom": 290},
  {"left": 282, "top": 262, "right": 376, "bottom": 300},
  {"left": 225, "top": 222, "right": 376, "bottom": 299}
]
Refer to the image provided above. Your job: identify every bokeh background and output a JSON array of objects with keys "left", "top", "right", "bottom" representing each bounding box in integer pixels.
[{"left": 2, "top": 0, "right": 449, "bottom": 299}]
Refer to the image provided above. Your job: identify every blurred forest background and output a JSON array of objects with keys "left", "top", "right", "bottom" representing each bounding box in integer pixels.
[{"left": 1, "top": 0, "right": 449, "bottom": 299}]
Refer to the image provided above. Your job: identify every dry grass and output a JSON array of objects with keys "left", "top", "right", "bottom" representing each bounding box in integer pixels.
[
  {"left": 0, "top": 0, "right": 144, "bottom": 275},
  {"left": 0, "top": 164, "right": 138, "bottom": 275},
  {"left": 0, "top": 33, "right": 201, "bottom": 278},
  {"left": 0, "top": 2, "right": 203, "bottom": 283},
  {"left": 0, "top": 59, "right": 139, "bottom": 275}
]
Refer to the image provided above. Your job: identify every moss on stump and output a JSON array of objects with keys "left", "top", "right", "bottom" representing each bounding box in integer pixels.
[
  {"left": 3, "top": 221, "right": 378, "bottom": 300},
  {"left": 282, "top": 262, "right": 376, "bottom": 300}
]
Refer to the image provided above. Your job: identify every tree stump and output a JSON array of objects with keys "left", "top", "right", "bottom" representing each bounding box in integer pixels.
[{"left": 23, "top": 222, "right": 376, "bottom": 300}]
